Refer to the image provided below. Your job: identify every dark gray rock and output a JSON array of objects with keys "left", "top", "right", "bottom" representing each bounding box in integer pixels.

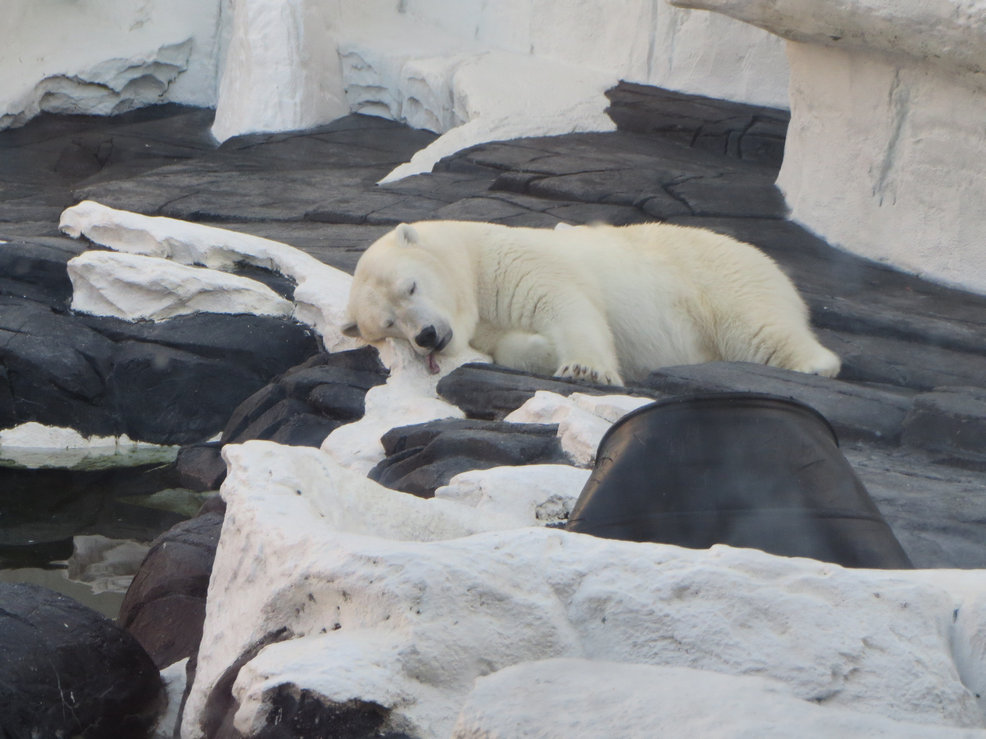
[
  {"left": 221, "top": 347, "right": 388, "bottom": 445},
  {"left": 0, "top": 296, "right": 118, "bottom": 433},
  {"left": 0, "top": 582, "right": 164, "bottom": 739},
  {"left": 819, "top": 329, "right": 986, "bottom": 391},
  {"left": 436, "top": 363, "right": 655, "bottom": 420},
  {"left": 0, "top": 235, "right": 321, "bottom": 444},
  {"left": 107, "top": 342, "right": 270, "bottom": 445},
  {"left": 667, "top": 174, "right": 788, "bottom": 218},
  {"left": 370, "top": 418, "right": 568, "bottom": 497},
  {"left": 175, "top": 442, "right": 227, "bottom": 492},
  {"left": 846, "top": 443, "right": 986, "bottom": 568},
  {"left": 604, "top": 81, "right": 790, "bottom": 168},
  {"left": 0, "top": 236, "right": 85, "bottom": 306},
  {"left": 643, "top": 362, "right": 914, "bottom": 444},
  {"left": 118, "top": 512, "right": 223, "bottom": 669},
  {"left": 241, "top": 689, "right": 403, "bottom": 739},
  {"left": 902, "top": 387, "right": 986, "bottom": 465},
  {"left": 175, "top": 348, "right": 389, "bottom": 489}
]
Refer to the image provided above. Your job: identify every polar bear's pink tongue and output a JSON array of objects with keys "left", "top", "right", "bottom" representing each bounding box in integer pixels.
[{"left": 427, "top": 352, "right": 440, "bottom": 375}]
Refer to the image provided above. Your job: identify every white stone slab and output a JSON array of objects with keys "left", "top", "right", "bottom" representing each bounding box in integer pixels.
[
  {"left": 59, "top": 200, "right": 358, "bottom": 350},
  {"left": 68, "top": 250, "right": 293, "bottom": 322}
]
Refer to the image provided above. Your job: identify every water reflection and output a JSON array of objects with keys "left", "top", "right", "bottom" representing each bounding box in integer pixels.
[{"left": 0, "top": 462, "right": 210, "bottom": 618}]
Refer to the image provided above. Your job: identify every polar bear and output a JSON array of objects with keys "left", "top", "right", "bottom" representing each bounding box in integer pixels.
[{"left": 342, "top": 220, "right": 840, "bottom": 386}]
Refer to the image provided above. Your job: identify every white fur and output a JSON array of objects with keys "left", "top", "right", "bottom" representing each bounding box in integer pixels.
[{"left": 343, "top": 221, "right": 841, "bottom": 385}]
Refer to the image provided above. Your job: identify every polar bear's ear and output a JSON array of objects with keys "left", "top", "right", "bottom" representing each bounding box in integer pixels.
[
  {"left": 341, "top": 320, "right": 362, "bottom": 338},
  {"left": 395, "top": 223, "right": 420, "bottom": 247}
]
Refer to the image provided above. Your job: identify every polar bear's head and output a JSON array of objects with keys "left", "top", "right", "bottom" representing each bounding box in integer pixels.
[{"left": 342, "top": 223, "right": 473, "bottom": 374}]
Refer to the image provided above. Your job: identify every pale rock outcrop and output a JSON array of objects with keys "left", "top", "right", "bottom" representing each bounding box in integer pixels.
[
  {"left": 68, "top": 250, "right": 293, "bottom": 322},
  {"left": 0, "top": 0, "right": 221, "bottom": 131},
  {"left": 674, "top": 0, "right": 986, "bottom": 294}
]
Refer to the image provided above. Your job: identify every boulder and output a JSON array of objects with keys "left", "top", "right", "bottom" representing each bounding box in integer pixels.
[
  {"left": 180, "top": 444, "right": 986, "bottom": 737},
  {"left": 369, "top": 418, "right": 568, "bottom": 497},
  {"left": 0, "top": 583, "right": 163, "bottom": 738},
  {"left": 119, "top": 512, "right": 224, "bottom": 669}
]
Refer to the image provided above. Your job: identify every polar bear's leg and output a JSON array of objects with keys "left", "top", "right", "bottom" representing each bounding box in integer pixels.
[
  {"left": 490, "top": 330, "right": 558, "bottom": 375},
  {"left": 543, "top": 302, "right": 624, "bottom": 386},
  {"left": 783, "top": 340, "right": 842, "bottom": 378},
  {"left": 727, "top": 315, "right": 842, "bottom": 378}
]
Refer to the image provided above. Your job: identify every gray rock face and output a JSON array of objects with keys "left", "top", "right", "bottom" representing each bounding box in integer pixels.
[
  {"left": 436, "top": 362, "right": 640, "bottom": 420},
  {"left": 0, "top": 583, "right": 163, "bottom": 739},
  {"left": 174, "top": 348, "right": 389, "bottom": 491},
  {"left": 119, "top": 511, "right": 224, "bottom": 669},
  {"left": 370, "top": 418, "right": 569, "bottom": 497}
]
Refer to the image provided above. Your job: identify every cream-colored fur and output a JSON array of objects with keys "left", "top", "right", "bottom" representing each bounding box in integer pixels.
[{"left": 342, "top": 220, "right": 840, "bottom": 386}]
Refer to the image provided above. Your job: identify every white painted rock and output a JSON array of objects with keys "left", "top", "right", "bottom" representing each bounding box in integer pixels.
[
  {"left": 452, "top": 659, "right": 983, "bottom": 738},
  {"left": 376, "top": 52, "right": 617, "bottom": 184},
  {"left": 671, "top": 0, "right": 986, "bottom": 77},
  {"left": 59, "top": 201, "right": 358, "bottom": 349},
  {"left": 68, "top": 250, "right": 293, "bottom": 322},
  {"left": 211, "top": 0, "right": 348, "bottom": 142},
  {"left": 181, "top": 438, "right": 986, "bottom": 737},
  {"left": 434, "top": 464, "right": 591, "bottom": 527},
  {"left": 0, "top": 0, "right": 220, "bottom": 131},
  {"left": 210, "top": 1, "right": 789, "bottom": 172},
  {"left": 505, "top": 391, "right": 649, "bottom": 467}
]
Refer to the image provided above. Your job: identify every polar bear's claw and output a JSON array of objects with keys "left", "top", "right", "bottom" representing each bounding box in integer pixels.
[{"left": 557, "top": 363, "right": 621, "bottom": 387}]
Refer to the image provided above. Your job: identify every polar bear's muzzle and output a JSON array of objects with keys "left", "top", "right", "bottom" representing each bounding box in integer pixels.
[{"left": 411, "top": 323, "right": 452, "bottom": 375}]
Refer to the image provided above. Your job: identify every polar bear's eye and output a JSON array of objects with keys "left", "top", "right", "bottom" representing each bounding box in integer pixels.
[
  {"left": 383, "top": 319, "right": 394, "bottom": 329},
  {"left": 408, "top": 282, "right": 417, "bottom": 296}
]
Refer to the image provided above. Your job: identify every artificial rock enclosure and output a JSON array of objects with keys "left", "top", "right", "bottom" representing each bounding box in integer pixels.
[{"left": 2, "top": 1, "right": 986, "bottom": 738}]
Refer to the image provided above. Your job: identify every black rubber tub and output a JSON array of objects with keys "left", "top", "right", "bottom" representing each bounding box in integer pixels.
[{"left": 566, "top": 393, "right": 912, "bottom": 569}]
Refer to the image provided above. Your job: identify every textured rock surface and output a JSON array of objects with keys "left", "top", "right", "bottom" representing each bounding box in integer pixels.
[
  {"left": 118, "top": 512, "right": 223, "bottom": 669},
  {"left": 171, "top": 347, "right": 390, "bottom": 491},
  {"left": 370, "top": 419, "right": 568, "bottom": 497},
  {"left": 0, "top": 0, "right": 220, "bottom": 131},
  {"left": 453, "top": 659, "right": 982, "bottom": 738},
  {"left": 0, "top": 582, "right": 164, "bottom": 738},
  {"left": 68, "top": 250, "right": 293, "bottom": 321}
]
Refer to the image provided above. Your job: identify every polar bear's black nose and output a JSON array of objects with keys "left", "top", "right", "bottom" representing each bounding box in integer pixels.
[{"left": 415, "top": 325, "right": 439, "bottom": 349}]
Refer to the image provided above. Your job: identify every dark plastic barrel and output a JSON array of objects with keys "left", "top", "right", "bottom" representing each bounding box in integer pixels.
[{"left": 566, "top": 393, "right": 913, "bottom": 569}]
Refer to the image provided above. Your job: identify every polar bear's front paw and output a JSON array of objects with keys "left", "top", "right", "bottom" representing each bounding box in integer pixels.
[{"left": 556, "top": 362, "right": 622, "bottom": 387}]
